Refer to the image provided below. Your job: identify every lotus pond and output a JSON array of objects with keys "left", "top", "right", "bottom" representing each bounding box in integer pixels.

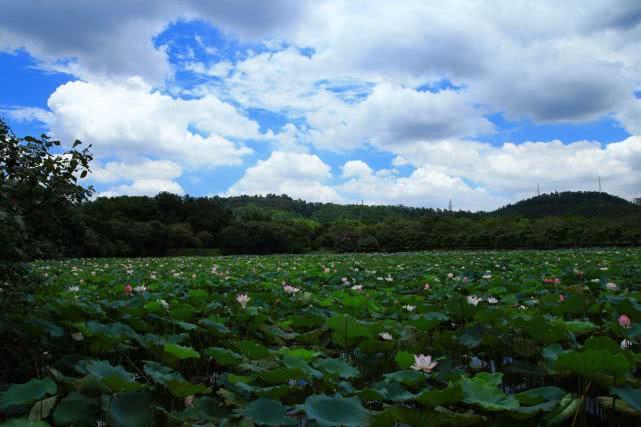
[{"left": 3, "top": 249, "right": 641, "bottom": 426}]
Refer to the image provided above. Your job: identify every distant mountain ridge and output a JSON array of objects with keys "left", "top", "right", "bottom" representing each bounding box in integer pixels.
[{"left": 492, "top": 191, "right": 641, "bottom": 218}]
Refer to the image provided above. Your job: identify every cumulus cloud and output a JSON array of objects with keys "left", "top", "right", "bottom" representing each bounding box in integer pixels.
[
  {"left": 44, "top": 78, "right": 258, "bottom": 167},
  {"left": 225, "top": 151, "right": 342, "bottom": 203},
  {"left": 3, "top": 1, "right": 641, "bottom": 209}
]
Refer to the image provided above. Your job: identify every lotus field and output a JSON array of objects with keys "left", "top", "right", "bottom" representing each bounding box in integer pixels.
[{"left": 4, "top": 249, "right": 641, "bottom": 426}]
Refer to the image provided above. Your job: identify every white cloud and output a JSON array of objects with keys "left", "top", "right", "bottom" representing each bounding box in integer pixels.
[
  {"left": 226, "top": 151, "right": 342, "bottom": 202},
  {"left": 97, "top": 179, "right": 185, "bottom": 198},
  {"left": 342, "top": 160, "right": 372, "bottom": 178},
  {"left": 3, "top": 1, "right": 641, "bottom": 208},
  {"left": 90, "top": 159, "right": 182, "bottom": 183},
  {"left": 45, "top": 78, "right": 259, "bottom": 168}
]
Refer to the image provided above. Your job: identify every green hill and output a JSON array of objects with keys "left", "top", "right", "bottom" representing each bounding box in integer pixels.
[{"left": 493, "top": 191, "right": 641, "bottom": 218}]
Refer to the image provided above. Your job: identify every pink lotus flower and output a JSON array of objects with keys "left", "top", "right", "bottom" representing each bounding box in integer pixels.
[
  {"left": 410, "top": 354, "right": 438, "bottom": 372},
  {"left": 423, "top": 283, "right": 431, "bottom": 290},
  {"left": 559, "top": 294, "right": 564, "bottom": 302},
  {"left": 123, "top": 284, "right": 133, "bottom": 296},
  {"left": 236, "top": 293, "right": 250, "bottom": 309},
  {"left": 619, "top": 314, "right": 631, "bottom": 328},
  {"left": 283, "top": 284, "right": 300, "bottom": 294}
]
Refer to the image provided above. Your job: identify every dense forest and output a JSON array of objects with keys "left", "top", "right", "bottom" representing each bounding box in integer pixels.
[{"left": 2, "top": 120, "right": 641, "bottom": 260}]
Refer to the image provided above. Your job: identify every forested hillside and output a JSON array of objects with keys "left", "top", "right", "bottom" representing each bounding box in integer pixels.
[
  {"left": 3, "top": 119, "right": 640, "bottom": 259},
  {"left": 494, "top": 191, "right": 641, "bottom": 218},
  {"left": 41, "top": 192, "right": 641, "bottom": 257}
]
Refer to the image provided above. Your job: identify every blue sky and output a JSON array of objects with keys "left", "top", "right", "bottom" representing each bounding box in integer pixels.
[{"left": 1, "top": 1, "right": 641, "bottom": 210}]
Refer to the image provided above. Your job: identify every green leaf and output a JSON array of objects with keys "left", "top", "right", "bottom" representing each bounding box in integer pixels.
[
  {"left": 163, "top": 343, "right": 201, "bottom": 360},
  {"left": 0, "top": 378, "right": 57, "bottom": 414},
  {"left": 314, "top": 359, "right": 359, "bottom": 379},
  {"left": 77, "top": 360, "right": 141, "bottom": 393},
  {"left": 610, "top": 386, "right": 641, "bottom": 412},
  {"left": 204, "top": 347, "right": 244, "bottom": 366},
  {"left": 52, "top": 392, "right": 98, "bottom": 426},
  {"left": 515, "top": 386, "right": 567, "bottom": 406},
  {"left": 383, "top": 370, "right": 426, "bottom": 386},
  {"left": 555, "top": 350, "right": 631, "bottom": 378},
  {"left": 301, "top": 395, "right": 369, "bottom": 426},
  {"left": 166, "top": 380, "right": 211, "bottom": 398},
  {"left": 417, "top": 382, "right": 463, "bottom": 407},
  {"left": 101, "top": 391, "right": 153, "bottom": 427},
  {"left": 168, "top": 396, "right": 229, "bottom": 423},
  {"left": 234, "top": 340, "right": 270, "bottom": 360},
  {"left": 460, "top": 373, "right": 520, "bottom": 411},
  {"left": 394, "top": 351, "right": 414, "bottom": 370},
  {"left": 278, "top": 347, "right": 321, "bottom": 360},
  {"left": 241, "top": 398, "right": 297, "bottom": 426},
  {"left": 143, "top": 361, "right": 185, "bottom": 385},
  {"left": 544, "top": 393, "right": 580, "bottom": 425},
  {"left": 258, "top": 367, "right": 306, "bottom": 384}
]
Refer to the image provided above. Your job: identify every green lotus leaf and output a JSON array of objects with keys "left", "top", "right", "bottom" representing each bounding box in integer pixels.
[
  {"left": 101, "top": 391, "right": 153, "bottom": 427},
  {"left": 314, "top": 358, "right": 359, "bottom": 379},
  {"left": 234, "top": 340, "right": 270, "bottom": 360},
  {"left": 277, "top": 347, "right": 321, "bottom": 360},
  {"left": 52, "top": 392, "right": 98, "bottom": 426},
  {"left": 163, "top": 343, "right": 201, "bottom": 360},
  {"left": 515, "top": 386, "right": 567, "bottom": 406},
  {"left": 383, "top": 370, "right": 426, "bottom": 386},
  {"left": 301, "top": 395, "right": 369, "bottom": 426},
  {"left": 257, "top": 367, "right": 307, "bottom": 384},
  {"left": 610, "top": 386, "right": 641, "bottom": 412},
  {"left": 78, "top": 360, "right": 141, "bottom": 393},
  {"left": 199, "top": 319, "right": 231, "bottom": 335},
  {"left": 166, "top": 380, "right": 211, "bottom": 398},
  {"left": 204, "top": 347, "right": 244, "bottom": 366},
  {"left": 394, "top": 351, "right": 415, "bottom": 370},
  {"left": 417, "top": 382, "right": 463, "bottom": 407},
  {"left": 460, "top": 372, "right": 520, "bottom": 411},
  {"left": 143, "top": 361, "right": 185, "bottom": 385},
  {"left": 411, "top": 312, "right": 448, "bottom": 331},
  {"left": 544, "top": 393, "right": 581, "bottom": 426},
  {"left": 241, "top": 398, "right": 297, "bottom": 426},
  {"left": 168, "top": 396, "right": 230, "bottom": 423},
  {"left": 0, "top": 378, "right": 57, "bottom": 414},
  {"left": 555, "top": 349, "right": 631, "bottom": 378}
]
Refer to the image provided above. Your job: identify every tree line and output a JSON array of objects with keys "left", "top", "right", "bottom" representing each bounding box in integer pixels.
[{"left": 2, "top": 119, "right": 641, "bottom": 261}]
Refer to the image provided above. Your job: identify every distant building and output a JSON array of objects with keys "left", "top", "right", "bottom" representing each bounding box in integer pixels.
[{"left": 634, "top": 197, "right": 641, "bottom": 206}]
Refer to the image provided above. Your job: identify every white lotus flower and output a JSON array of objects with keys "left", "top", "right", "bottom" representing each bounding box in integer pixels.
[
  {"left": 379, "top": 332, "right": 393, "bottom": 340},
  {"left": 606, "top": 282, "right": 618, "bottom": 291},
  {"left": 487, "top": 297, "right": 498, "bottom": 304},
  {"left": 591, "top": 278, "right": 600, "bottom": 283},
  {"left": 134, "top": 285, "right": 147, "bottom": 293},
  {"left": 403, "top": 305, "right": 416, "bottom": 312},
  {"left": 351, "top": 284, "right": 363, "bottom": 291},
  {"left": 447, "top": 273, "right": 454, "bottom": 279},
  {"left": 67, "top": 286, "right": 80, "bottom": 293},
  {"left": 410, "top": 354, "right": 438, "bottom": 372},
  {"left": 236, "top": 293, "right": 250, "bottom": 308},
  {"left": 71, "top": 332, "right": 84, "bottom": 341},
  {"left": 621, "top": 339, "right": 633, "bottom": 349},
  {"left": 482, "top": 274, "right": 492, "bottom": 280},
  {"left": 385, "top": 275, "right": 393, "bottom": 282},
  {"left": 467, "top": 295, "right": 482, "bottom": 306},
  {"left": 283, "top": 284, "right": 300, "bottom": 294},
  {"left": 158, "top": 299, "right": 169, "bottom": 309}
]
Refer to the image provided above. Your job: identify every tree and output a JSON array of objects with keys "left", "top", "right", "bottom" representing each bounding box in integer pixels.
[{"left": 1, "top": 118, "right": 94, "bottom": 260}]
